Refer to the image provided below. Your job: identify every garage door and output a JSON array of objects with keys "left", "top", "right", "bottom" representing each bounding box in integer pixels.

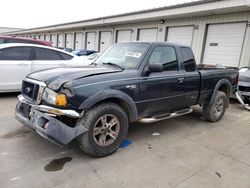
[
  {"left": 100, "top": 31, "right": 112, "bottom": 52},
  {"left": 86, "top": 32, "right": 96, "bottom": 50},
  {"left": 138, "top": 28, "right": 158, "bottom": 42},
  {"left": 75, "top": 33, "right": 83, "bottom": 50},
  {"left": 51, "top": 34, "right": 57, "bottom": 46},
  {"left": 39, "top": 35, "right": 44, "bottom": 40},
  {"left": 117, "top": 30, "right": 132, "bottom": 43},
  {"left": 65, "top": 33, "right": 73, "bottom": 49},
  {"left": 58, "top": 34, "right": 64, "bottom": 47},
  {"left": 45, "top": 34, "right": 50, "bottom": 41},
  {"left": 203, "top": 22, "right": 246, "bottom": 67},
  {"left": 167, "top": 26, "right": 194, "bottom": 46}
]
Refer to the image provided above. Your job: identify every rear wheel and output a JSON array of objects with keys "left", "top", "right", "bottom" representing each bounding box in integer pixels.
[
  {"left": 76, "top": 103, "right": 129, "bottom": 157},
  {"left": 203, "top": 91, "right": 227, "bottom": 122}
]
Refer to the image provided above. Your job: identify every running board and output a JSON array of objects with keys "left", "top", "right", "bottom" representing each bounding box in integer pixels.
[{"left": 138, "top": 108, "right": 193, "bottom": 123}]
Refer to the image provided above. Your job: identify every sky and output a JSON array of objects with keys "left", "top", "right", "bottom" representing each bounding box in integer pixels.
[{"left": 2, "top": 0, "right": 198, "bottom": 29}]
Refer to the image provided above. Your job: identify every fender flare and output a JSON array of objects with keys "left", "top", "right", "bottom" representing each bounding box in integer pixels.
[
  {"left": 79, "top": 90, "right": 138, "bottom": 122},
  {"left": 209, "top": 79, "right": 232, "bottom": 108}
]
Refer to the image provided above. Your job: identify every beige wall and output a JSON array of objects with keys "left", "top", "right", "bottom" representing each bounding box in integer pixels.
[{"left": 16, "top": 11, "right": 250, "bottom": 67}]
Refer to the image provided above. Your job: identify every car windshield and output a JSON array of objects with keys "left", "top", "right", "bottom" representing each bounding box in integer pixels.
[
  {"left": 96, "top": 43, "right": 150, "bottom": 69},
  {"left": 72, "top": 49, "right": 81, "bottom": 54}
]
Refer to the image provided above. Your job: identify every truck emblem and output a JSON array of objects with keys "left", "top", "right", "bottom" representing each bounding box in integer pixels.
[{"left": 25, "top": 87, "right": 32, "bottom": 94}]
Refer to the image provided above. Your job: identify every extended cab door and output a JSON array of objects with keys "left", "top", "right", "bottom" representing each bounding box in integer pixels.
[
  {"left": 138, "top": 45, "right": 187, "bottom": 116},
  {"left": 0, "top": 46, "right": 32, "bottom": 92},
  {"left": 179, "top": 47, "right": 200, "bottom": 106}
]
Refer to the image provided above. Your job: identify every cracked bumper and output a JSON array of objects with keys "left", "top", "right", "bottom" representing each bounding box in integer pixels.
[{"left": 15, "top": 97, "right": 87, "bottom": 146}]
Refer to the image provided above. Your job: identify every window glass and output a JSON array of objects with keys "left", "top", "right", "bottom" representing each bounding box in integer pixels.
[
  {"left": 35, "top": 47, "right": 61, "bottom": 60},
  {"left": 181, "top": 47, "right": 196, "bottom": 72},
  {"left": 149, "top": 46, "right": 178, "bottom": 71},
  {"left": 0, "top": 38, "right": 5, "bottom": 44},
  {"left": 59, "top": 52, "right": 73, "bottom": 60},
  {"left": 0, "top": 47, "right": 32, "bottom": 60}
]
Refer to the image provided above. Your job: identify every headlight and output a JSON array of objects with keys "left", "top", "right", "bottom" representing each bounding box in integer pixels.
[{"left": 42, "top": 88, "right": 68, "bottom": 107}]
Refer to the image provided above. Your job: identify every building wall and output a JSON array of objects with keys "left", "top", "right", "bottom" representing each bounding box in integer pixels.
[
  {"left": 17, "top": 11, "right": 250, "bottom": 67},
  {"left": 0, "top": 27, "right": 23, "bottom": 34}
]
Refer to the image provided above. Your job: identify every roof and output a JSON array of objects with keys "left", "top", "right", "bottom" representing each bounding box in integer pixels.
[
  {"left": 0, "top": 36, "right": 52, "bottom": 46},
  {"left": 6, "top": 0, "right": 250, "bottom": 34},
  {"left": 0, "top": 43, "right": 75, "bottom": 56}
]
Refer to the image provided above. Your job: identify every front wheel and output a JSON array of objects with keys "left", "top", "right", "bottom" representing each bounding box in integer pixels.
[
  {"left": 76, "top": 103, "right": 129, "bottom": 157},
  {"left": 203, "top": 91, "right": 227, "bottom": 122}
]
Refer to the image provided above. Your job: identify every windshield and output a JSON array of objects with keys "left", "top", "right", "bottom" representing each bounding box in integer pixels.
[
  {"left": 72, "top": 49, "right": 81, "bottom": 54},
  {"left": 96, "top": 43, "right": 150, "bottom": 69}
]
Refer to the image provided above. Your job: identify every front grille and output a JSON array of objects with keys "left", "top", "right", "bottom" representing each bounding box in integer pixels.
[
  {"left": 239, "top": 86, "right": 250, "bottom": 92},
  {"left": 22, "top": 80, "right": 40, "bottom": 102}
]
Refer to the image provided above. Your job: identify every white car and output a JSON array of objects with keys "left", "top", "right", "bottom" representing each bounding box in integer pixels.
[
  {"left": 0, "top": 43, "right": 84, "bottom": 92},
  {"left": 78, "top": 52, "right": 102, "bottom": 65}
]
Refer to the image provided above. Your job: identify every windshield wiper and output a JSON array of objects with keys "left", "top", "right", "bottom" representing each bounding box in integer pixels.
[{"left": 102, "top": 62, "right": 124, "bottom": 70}]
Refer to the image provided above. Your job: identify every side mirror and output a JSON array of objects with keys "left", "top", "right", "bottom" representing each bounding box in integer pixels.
[{"left": 144, "top": 63, "right": 163, "bottom": 76}]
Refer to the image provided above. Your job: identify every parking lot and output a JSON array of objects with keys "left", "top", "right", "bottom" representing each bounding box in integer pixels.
[{"left": 0, "top": 93, "right": 250, "bottom": 188}]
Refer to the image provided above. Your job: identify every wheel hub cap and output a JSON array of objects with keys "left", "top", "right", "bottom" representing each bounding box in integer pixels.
[{"left": 93, "top": 114, "right": 120, "bottom": 146}]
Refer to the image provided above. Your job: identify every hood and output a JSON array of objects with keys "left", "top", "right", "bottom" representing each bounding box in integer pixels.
[{"left": 27, "top": 66, "right": 122, "bottom": 90}]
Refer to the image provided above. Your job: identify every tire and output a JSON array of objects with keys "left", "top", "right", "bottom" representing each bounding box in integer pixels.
[
  {"left": 203, "top": 91, "right": 227, "bottom": 122},
  {"left": 76, "top": 103, "right": 129, "bottom": 157}
]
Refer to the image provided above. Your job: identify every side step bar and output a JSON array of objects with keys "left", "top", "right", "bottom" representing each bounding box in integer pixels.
[{"left": 138, "top": 108, "right": 193, "bottom": 123}]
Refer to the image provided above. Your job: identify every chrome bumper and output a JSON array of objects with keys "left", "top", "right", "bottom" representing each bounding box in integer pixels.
[
  {"left": 18, "top": 95, "right": 80, "bottom": 118},
  {"left": 236, "top": 91, "right": 250, "bottom": 111}
]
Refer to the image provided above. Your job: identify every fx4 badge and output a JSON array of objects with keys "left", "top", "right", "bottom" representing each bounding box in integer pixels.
[{"left": 125, "top": 85, "right": 137, "bottom": 89}]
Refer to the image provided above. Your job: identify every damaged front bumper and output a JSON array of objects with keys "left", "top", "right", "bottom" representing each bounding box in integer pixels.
[
  {"left": 15, "top": 95, "right": 87, "bottom": 146},
  {"left": 236, "top": 91, "right": 250, "bottom": 111}
]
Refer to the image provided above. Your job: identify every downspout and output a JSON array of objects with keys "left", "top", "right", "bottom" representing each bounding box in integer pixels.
[{"left": 102, "top": 18, "right": 115, "bottom": 44}]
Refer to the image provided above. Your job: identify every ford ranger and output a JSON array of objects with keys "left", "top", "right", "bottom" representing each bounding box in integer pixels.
[{"left": 15, "top": 42, "right": 239, "bottom": 157}]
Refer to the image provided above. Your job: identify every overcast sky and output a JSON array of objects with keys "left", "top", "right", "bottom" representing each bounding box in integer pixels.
[{"left": 2, "top": 0, "right": 197, "bottom": 29}]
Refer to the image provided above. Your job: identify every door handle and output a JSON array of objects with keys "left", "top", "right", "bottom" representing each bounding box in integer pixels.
[
  {"left": 18, "top": 63, "right": 29, "bottom": 66},
  {"left": 177, "top": 77, "right": 185, "bottom": 83}
]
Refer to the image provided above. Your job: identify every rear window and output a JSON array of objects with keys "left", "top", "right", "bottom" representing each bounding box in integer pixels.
[
  {"left": 0, "top": 47, "right": 32, "bottom": 60},
  {"left": 35, "top": 47, "right": 62, "bottom": 60},
  {"left": 181, "top": 47, "right": 196, "bottom": 72},
  {"left": 59, "top": 52, "right": 73, "bottom": 60}
]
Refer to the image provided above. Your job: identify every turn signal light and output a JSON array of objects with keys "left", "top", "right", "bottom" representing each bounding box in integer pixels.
[{"left": 55, "top": 94, "right": 67, "bottom": 107}]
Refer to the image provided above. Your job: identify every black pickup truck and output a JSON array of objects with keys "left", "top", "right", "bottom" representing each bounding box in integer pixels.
[{"left": 15, "top": 42, "right": 238, "bottom": 157}]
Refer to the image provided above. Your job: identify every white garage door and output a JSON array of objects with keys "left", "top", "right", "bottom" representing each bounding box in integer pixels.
[
  {"left": 39, "top": 35, "right": 44, "bottom": 40},
  {"left": 51, "top": 34, "right": 57, "bottom": 46},
  {"left": 58, "top": 34, "right": 64, "bottom": 47},
  {"left": 45, "top": 34, "right": 50, "bottom": 41},
  {"left": 138, "top": 28, "right": 158, "bottom": 42},
  {"left": 203, "top": 22, "right": 246, "bottom": 67},
  {"left": 100, "top": 31, "right": 112, "bottom": 52},
  {"left": 167, "top": 26, "right": 194, "bottom": 46},
  {"left": 65, "top": 33, "right": 73, "bottom": 49},
  {"left": 117, "top": 30, "right": 132, "bottom": 43},
  {"left": 86, "top": 32, "right": 96, "bottom": 50},
  {"left": 75, "top": 33, "right": 83, "bottom": 50}
]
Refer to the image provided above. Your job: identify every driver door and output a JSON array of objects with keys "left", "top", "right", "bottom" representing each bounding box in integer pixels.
[
  {"left": 138, "top": 45, "right": 186, "bottom": 116},
  {"left": 0, "top": 46, "right": 32, "bottom": 92}
]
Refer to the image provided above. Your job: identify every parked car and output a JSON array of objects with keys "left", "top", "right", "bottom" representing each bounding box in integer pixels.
[
  {"left": 236, "top": 67, "right": 250, "bottom": 110},
  {"left": 72, "top": 49, "right": 97, "bottom": 56},
  {"left": 15, "top": 42, "right": 238, "bottom": 157},
  {"left": 0, "top": 43, "right": 84, "bottom": 92},
  {"left": 79, "top": 52, "right": 102, "bottom": 65},
  {"left": 55, "top": 47, "right": 73, "bottom": 52},
  {"left": 0, "top": 36, "right": 52, "bottom": 46}
]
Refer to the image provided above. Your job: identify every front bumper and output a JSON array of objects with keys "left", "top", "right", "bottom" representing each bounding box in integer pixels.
[{"left": 15, "top": 95, "right": 87, "bottom": 145}]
